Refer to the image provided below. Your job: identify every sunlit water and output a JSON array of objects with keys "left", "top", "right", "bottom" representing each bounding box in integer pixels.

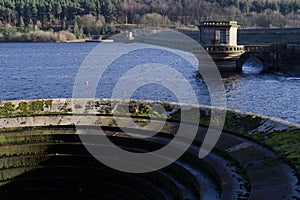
[{"left": 0, "top": 43, "right": 299, "bottom": 124}]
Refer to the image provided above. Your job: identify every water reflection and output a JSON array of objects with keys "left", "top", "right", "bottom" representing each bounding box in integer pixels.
[{"left": 242, "top": 57, "right": 263, "bottom": 74}]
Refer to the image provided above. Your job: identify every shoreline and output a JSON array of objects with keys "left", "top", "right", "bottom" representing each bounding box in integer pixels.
[
  {"left": 0, "top": 38, "right": 90, "bottom": 43},
  {"left": 1, "top": 27, "right": 300, "bottom": 43},
  {"left": 65, "top": 39, "right": 88, "bottom": 43},
  {"left": 0, "top": 38, "right": 116, "bottom": 43},
  {"left": 0, "top": 38, "right": 113, "bottom": 43}
]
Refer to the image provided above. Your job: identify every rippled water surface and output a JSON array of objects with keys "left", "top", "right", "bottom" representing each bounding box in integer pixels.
[{"left": 0, "top": 43, "right": 299, "bottom": 124}]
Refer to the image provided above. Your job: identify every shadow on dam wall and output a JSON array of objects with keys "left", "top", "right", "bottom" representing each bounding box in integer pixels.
[
  {"left": 0, "top": 129, "right": 180, "bottom": 200},
  {"left": 0, "top": 98, "right": 300, "bottom": 199}
]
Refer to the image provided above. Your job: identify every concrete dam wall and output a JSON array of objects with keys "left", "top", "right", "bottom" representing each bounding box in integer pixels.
[{"left": 0, "top": 98, "right": 299, "bottom": 199}]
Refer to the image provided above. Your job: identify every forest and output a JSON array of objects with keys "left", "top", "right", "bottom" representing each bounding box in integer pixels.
[{"left": 0, "top": 0, "right": 300, "bottom": 41}]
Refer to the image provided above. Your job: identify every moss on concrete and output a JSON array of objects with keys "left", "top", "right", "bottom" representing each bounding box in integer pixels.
[
  {"left": 0, "top": 102, "right": 15, "bottom": 117},
  {"left": 1, "top": 100, "right": 47, "bottom": 117},
  {"left": 0, "top": 98, "right": 299, "bottom": 177},
  {"left": 250, "top": 129, "right": 300, "bottom": 173},
  {"left": 0, "top": 144, "right": 50, "bottom": 157},
  {"left": 45, "top": 100, "right": 53, "bottom": 108},
  {"left": 29, "top": 101, "right": 44, "bottom": 112},
  {"left": 224, "top": 111, "right": 262, "bottom": 134},
  {"left": 137, "top": 104, "right": 152, "bottom": 116},
  {"left": 18, "top": 102, "right": 28, "bottom": 112}
]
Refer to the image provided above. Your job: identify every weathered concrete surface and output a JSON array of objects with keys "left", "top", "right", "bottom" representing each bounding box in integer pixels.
[{"left": 0, "top": 98, "right": 299, "bottom": 132}]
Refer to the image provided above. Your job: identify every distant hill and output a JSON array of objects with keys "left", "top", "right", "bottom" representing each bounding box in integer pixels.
[{"left": 0, "top": 0, "right": 299, "bottom": 38}]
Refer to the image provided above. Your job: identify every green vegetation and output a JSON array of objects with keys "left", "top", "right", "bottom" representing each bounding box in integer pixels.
[
  {"left": 18, "top": 102, "right": 28, "bottom": 112},
  {"left": 0, "top": 27, "right": 77, "bottom": 42},
  {"left": 0, "top": 100, "right": 69, "bottom": 118},
  {"left": 0, "top": 102, "right": 15, "bottom": 117},
  {"left": 136, "top": 105, "right": 152, "bottom": 117},
  {"left": 29, "top": 101, "right": 44, "bottom": 112},
  {"left": 136, "top": 119, "right": 148, "bottom": 123},
  {"left": 45, "top": 100, "right": 53, "bottom": 108},
  {"left": 0, "top": 0, "right": 299, "bottom": 42},
  {"left": 1, "top": 99, "right": 300, "bottom": 177},
  {"left": 224, "top": 111, "right": 262, "bottom": 134},
  {"left": 251, "top": 129, "right": 300, "bottom": 174},
  {"left": 119, "top": 104, "right": 167, "bottom": 119}
]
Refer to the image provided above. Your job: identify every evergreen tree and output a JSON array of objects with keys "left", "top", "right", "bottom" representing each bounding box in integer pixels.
[
  {"left": 62, "top": 17, "right": 67, "bottom": 30},
  {"left": 28, "top": 18, "right": 34, "bottom": 27},
  {"left": 0, "top": 0, "right": 299, "bottom": 30},
  {"left": 74, "top": 21, "right": 80, "bottom": 39},
  {"left": 19, "top": 16, "right": 25, "bottom": 29}
]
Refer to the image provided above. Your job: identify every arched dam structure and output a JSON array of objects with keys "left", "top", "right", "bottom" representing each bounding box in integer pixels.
[
  {"left": 0, "top": 99, "right": 299, "bottom": 199},
  {"left": 183, "top": 29, "right": 300, "bottom": 72},
  {"left": 203, "top": 43, "right": 300, "bottom": 72}
]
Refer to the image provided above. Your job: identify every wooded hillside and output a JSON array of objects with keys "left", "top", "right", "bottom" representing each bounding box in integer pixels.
[{"left": 0, "top": 0, "right": 299, "bottom": 38}]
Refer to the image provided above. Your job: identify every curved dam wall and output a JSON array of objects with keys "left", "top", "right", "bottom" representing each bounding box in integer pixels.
[
  {"left": 0, "top": 98, "right": 299, "bottom": 200},
  {"left": 0, "top": 98, "right": 299, "bottom": 134}
]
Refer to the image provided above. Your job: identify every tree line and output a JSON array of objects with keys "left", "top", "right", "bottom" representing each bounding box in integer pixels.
[{"left": 0, "top": 0, "right": 299, "bottom": 36}]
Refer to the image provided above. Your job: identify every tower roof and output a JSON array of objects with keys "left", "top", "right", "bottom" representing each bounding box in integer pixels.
[{"left": 198, "top": 21, "right": 239, "bottom": 28}]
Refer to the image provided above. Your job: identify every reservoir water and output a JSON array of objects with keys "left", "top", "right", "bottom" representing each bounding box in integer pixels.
[{"left": 0, "top": 43, "right": 299, "bottom": 124}]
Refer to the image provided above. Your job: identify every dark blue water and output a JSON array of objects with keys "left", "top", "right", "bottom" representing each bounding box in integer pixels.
[
  {"left": 0, "top": 43, "right": 299, "bottom": 124},
  {"left": 0, "top": 43, "right": 95, "bottom": 99}
]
